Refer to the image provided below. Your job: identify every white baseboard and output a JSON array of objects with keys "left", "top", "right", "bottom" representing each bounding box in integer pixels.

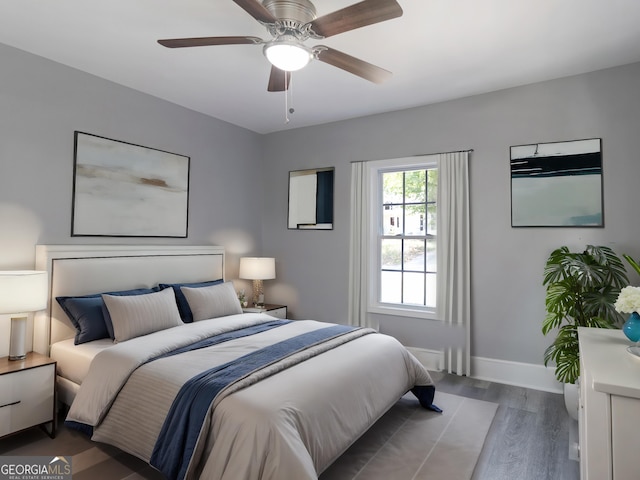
[
  {"left": 471, "top": 356, "right": 562, "bottom": 393},
  {"left": 406, "top": 347, "right": 443, "bottom": 372},
  {"left": 406, "top": 348, "right": 563, "bottom": 393}
]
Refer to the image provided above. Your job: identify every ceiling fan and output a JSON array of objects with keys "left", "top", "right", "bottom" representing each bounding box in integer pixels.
[{"left": 157, "top": 0, "right": 403, "bottom": 92}]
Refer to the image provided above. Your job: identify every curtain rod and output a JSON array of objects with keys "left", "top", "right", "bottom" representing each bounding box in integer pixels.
[
  {"left": 412, "top": 148, "right": 474, "bottom": 157},
  {"left": 350, "top": 149, "right": 474, "bottom": 164}
]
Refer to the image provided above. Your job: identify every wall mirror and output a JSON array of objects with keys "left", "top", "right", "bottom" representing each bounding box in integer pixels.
[{"left": 288, "top": 167, "right": 334, "bottom": 230}]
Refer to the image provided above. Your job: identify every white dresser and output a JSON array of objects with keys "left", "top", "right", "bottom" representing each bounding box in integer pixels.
[{"left": 578, "top": 327, "right": 640, "bottom": 480}]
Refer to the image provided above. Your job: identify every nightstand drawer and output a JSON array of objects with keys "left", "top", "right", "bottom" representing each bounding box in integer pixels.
[
  {"left": 267, "top": 307, "right": 287, "bottom": 319},
  {"left": 0, "top": 363, "right": 55, "bottom": 437},
  {"left": 243, "top": 304, "right": 287, "bottom": 319}
]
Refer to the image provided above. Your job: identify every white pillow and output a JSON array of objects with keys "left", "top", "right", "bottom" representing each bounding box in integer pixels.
[
  {"left": 102, "top": 287, "right": 182, "bottom": 342},
  {"left": 181, "top": 281, "right": 242, "bottom": 321}
]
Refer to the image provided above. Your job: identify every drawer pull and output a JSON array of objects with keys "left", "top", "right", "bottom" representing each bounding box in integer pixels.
[{"left": 0, "top": 400, "right": 20, "bottom": 409}]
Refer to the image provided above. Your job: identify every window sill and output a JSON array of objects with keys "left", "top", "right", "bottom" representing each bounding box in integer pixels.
[{"left": 368, "top": 304, "right": 440, "bottom": 320}]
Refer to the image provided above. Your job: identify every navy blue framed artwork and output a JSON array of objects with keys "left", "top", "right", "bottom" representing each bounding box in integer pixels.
[
  {"left": 288, "top": 167, "right": 334, "bottom": 230},
  {"left": 510, "top": 138, "right": 603, "bottom": 227}
]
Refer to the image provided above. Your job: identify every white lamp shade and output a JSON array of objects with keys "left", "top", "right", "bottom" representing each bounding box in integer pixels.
[
  {"left": 0, "top": 270, "right": 48, "bottom": 314},
  {"left": 239, "top": 258, "right": 276, "bottom": 280}
]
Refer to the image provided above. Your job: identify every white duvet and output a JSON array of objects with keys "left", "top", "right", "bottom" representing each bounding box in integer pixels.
[{"left": 67, "top": 313, "right": 434, "bottom": 480}]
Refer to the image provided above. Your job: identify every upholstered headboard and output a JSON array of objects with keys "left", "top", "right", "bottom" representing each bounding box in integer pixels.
[{"left": 33, "top": 245, "right": 225, "bottom": 354}]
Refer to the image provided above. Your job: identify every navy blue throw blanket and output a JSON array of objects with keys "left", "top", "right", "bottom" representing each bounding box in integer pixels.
[
  {"left": 65, "top": 319, "right": 291, "bottom": 434},
  {"left": 412, "top": 385, "right": 442, "bottom": 413},
  {"left": 151, "top": 324, "right": 358, "bottom": 480}
]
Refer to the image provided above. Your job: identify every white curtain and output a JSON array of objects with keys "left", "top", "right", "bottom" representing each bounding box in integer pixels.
[
  {"left": 348, "top": 162, "right": 377, "bottom": 329},
  {"left": 436, "top": 151, "right": 471, "bottom": 376}
]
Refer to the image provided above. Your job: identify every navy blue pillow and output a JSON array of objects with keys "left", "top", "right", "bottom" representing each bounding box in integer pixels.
[
  {"left": 158, "top": 279, "right": 223, "bottom": 323},
  {"left": 57, "top": 296, "right": 109, "bottom": 345},
  {"left": 57, "top": 287, "right": 159, "bottom": 344}
]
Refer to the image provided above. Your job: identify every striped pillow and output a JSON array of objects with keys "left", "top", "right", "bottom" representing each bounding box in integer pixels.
[
  {"left": 181, "top": 281, "right": 242, "bottom": 321},
  {"left": 102, "top": 287, "right": 182, "bottom": 342}
]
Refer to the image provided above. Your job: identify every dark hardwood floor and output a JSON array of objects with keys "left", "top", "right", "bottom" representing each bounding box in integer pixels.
[
  {"left": 431, "top": 372, "right": 580, "bottom": 480},
  {"left": 0, "top": 371, "right": 579, "bottom": 480}
]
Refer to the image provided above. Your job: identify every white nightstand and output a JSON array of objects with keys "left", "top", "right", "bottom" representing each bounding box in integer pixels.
[
  {"left": 243, "top": 304, "right": 287, "bottom": 319},
  {"left": 0, "top": 352, "right": 56, "bottom": 439}
]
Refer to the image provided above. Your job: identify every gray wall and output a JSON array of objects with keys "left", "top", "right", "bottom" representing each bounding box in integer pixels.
[
  {"left": 2, "top": 38, "right": 640, "bottom": 372},
  {"left": 0, "top": 43, "right": 264, "bottom": 281},
  {"left": 261, "top": 62, "right": 640, "bottom": 366}
]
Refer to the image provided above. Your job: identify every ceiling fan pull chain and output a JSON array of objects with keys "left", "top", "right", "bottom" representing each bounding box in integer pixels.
[
  {"left": 289, "top": 73, "right": 294, "bottom": 115},
  {"left": 285, "top": 72, "right": 290, "bottom": 123},
  {"left": 284, "top": 72, "right": 295, "bottom": 123}
]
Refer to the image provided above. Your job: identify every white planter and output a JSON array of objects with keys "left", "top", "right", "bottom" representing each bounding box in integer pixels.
[{"left": 564, "top": 380, "right": 580, "bottom": 421}]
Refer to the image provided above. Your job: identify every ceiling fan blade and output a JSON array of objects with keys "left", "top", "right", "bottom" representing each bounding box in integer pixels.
[
  {"left": 267, "top": 66, "right": 291, "bottom": 92},
  {"left": 232, "top": 0, "right": 278, "bottom": 24},
  {"left": 314, "top": 46, "right": 392, "bottom": 84},
  {"left": 308, "top": 0, "right": 402, "bottom": 38},
  {"left": 158, "top": 36, "right": 262, "bottom": 48}
]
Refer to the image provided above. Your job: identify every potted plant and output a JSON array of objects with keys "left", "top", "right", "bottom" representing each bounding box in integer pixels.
[{"left": 542, "top": 245, "right": 628, "bottom": 417}]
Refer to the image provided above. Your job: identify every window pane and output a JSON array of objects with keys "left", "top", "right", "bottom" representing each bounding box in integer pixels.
[
  {"left": 404, "top": 204, "right": 426, "bottom": 236},
  {"left": 426, "top": 204, "right": 437, "bottom": 235},
  {"left": 376, "top": 164, "right": 437, "bottom": 312},
  {"left": 380, "top": 271, "right": 402, "bottom": 304},
  {"left": 425, "top": 273, "right": 437, "bottom": 308},
  {"left": 383, "top": 205, "right": 404, "bottom": 235},
  {"left": 426, "top": 239, "right": 437, "bottom": 272},
  {"left": 427, "top": 169, "right": 438, "bottom": 203},
  {"left": 404, "top": 170, "right": 426, "bottom": 203},
  {"left": 382, "top": 171, "right": 404, "bottom": 204},
  {"left": 403, "top": 239, "right": 424, "bottom": 272},
  {"left": 381, "top": 239, "right": 402, "bottom": 270},
  {"left": 403, "top": 272, "right": 425, "bottom": 305}
]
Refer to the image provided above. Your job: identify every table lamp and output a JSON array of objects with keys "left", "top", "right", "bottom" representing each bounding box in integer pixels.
[
  {"left": 0, "top": 270, "right": 48, "bottom": 360},
  {"left": 239, "top": 257, "right": 275, "bottom": 307}
]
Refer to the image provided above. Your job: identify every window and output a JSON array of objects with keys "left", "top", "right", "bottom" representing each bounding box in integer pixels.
[{"left": 368, "top": 155, "right": 438, "bottom": 318}]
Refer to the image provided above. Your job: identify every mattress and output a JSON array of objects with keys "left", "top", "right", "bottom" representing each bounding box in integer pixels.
[{"left": 50, "top": 338, "right": 114, "bottom": 386}]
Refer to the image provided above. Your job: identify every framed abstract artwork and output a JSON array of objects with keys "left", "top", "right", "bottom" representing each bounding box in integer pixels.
[
  {"left": 510, "top": 138, "right": 603, "bottom": 227},
  {"left": 72, "top": 131, "right": 190, "bottom": 237},
  {"left": 287, "top": 167, "right": 334, "bottom": 230}
]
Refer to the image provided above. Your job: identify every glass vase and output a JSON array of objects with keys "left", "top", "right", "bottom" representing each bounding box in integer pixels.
[{"left": 622, "top": 312, "right": 640, "bottom": 342}]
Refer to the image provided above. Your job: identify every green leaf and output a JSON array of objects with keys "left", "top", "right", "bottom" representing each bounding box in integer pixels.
[
  {"left": 623, "top": 254, "right": 640, "bottom": 277},
  {"left": 544, "top": 324, "right": 580, "bottom": 383},
  {"left": 543, "top": 247, "right": 570, "bottom": 285},
  {"left": 542, "top": 311, "right": 564, "bottom": 335}
]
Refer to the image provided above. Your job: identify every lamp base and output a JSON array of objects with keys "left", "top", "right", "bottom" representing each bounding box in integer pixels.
[
  {"left": 9, "top": 316, "right": 27, "bottom": 361},
  {"left": 252, "top": 279, "right": 265, "bottom": 307}
]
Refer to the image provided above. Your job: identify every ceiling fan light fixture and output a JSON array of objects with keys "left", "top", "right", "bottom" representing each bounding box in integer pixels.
[{"left": 264, "top": 38, "right": 311, "bottom": 72}]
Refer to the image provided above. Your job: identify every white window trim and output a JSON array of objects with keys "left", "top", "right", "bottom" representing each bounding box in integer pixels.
[{"left": 366, "top": 155, "right": 440, "bottom": 320}]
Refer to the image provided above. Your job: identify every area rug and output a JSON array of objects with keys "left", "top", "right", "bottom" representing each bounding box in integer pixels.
[
  {"left": 0, "top": 391, "right": 497, "bottom": 480},
  {"left": 320, "top": 391, "right": 499, "bottom": 480}
]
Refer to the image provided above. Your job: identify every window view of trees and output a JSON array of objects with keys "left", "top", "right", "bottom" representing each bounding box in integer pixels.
[{"left": 379, "top": 168, "right": 437, "bottom": 307}]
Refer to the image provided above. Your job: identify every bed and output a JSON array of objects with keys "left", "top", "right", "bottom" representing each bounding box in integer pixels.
[{"left": 34, "top": 244, "right": 437, "bottom": 480}]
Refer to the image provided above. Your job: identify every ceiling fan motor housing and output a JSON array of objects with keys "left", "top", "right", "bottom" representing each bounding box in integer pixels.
[{"left": 262, "top": 0, "right": 317, "bottom": 25}]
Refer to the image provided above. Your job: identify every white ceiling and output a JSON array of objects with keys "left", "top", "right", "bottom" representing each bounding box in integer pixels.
[{"left": 1, "top": 0, "right": 640, "bottom": 134}]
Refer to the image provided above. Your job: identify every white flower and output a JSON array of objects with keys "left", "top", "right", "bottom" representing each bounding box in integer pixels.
[{"left": 615, "top": 286, "right": 640, "bottom": 314}]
